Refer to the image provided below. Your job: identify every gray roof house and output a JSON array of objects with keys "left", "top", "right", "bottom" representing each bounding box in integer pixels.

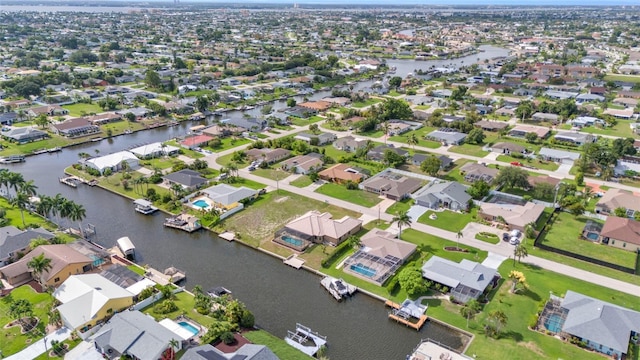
[
  {"left": 220, "top": 118, "right": 266, "bottom": 132},
  {"left": 333, "top": 136, "right": 368, "bottom": 152},
  {"left": 2, "top": 127, "right": 48, "bottom": 144},
  {"left": 359, "top": 170, "right": 422, "bottom": 200},
  {"left": 367, "top": 145, "right": 408, "bottom": 162},
  {"left": 92, "top": 310, "right": 182, "bottom": 360},
  {"left": 559, "top": 290, "right": 640, "bottom": 358},
  {"left": 162, "top": 169, "right": 208, "bottom": 191},
  {"left": 0, "top": 226, "right": 55, "bottom": 266},
  {"left": 553, "top": 131, "right": 596, "bottom": 146},
  {"left": 411, "top": 154, "right": 453, "bottom": 169},
  {"left": 421, "top": 256, "right": 498, "bottom": 303},
  {"left": 538, "top": 147, "right": 581, "bottom": 164},
  {"left": 426, "top": 129, "right": 467, "bottom": 145},
  {"left": 294, "top": 132, "right": 337, "bottom": 145},
  {"left": 413, "top": 181, "right": 471, "bottom": 211},
  {"left": 182, "top": 343, "right": 279, "bottom": 360},
  {"left": 201, "top": 184, "right": 258, "bottom": 208}
]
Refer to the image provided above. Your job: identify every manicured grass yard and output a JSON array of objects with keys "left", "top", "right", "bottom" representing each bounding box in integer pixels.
[
  {"left": 315, "top": 183, "right": 382, "bottom": 208},
  {"left": 417, "top": 207, "right": 478, "bottom": 232},
  {"left": 251, "top": 168, "right": 291, "bottom": 181},
  {"left": 385, "top": 197, "right": 413, "bottom": 215},
  {"left": 215, "top": 191, "right": 361, "bottom": 248},
  {"left": 448, "top": 143, "right": 489, "bottom": 157},
  {"left": 351, "top": 98, "right": 382, "bottom": 108},
  {"left": 425, "top": 260, "right": 640, "bottom": 360},
  {"left": 579, "top": 121, "right": 639, "bottom": 139},
  {"left": 244, "top": 330, "right": 312, "bottom": 359},
  {"left": 205, "top": 137, "right": 252, "bottom": 153},
  {"left": 289, "top": 175, "right": 313, "bottom": 188},
  {"left": 142, "top": 291, "right": 216, "bottom": 328},
  {"left": 0, "top": 285, "right": 54, "bottom": 357},
  {"left": 540, "top": 212, "right": 637, "bottom": 270},
  {"left": 604, "top": 74, "right": 640, "bottom": 83},
  {"left": 441, "top": 159, "right": 473, "bottom": 184},
  {"left": 496, "top": 155, "right": 559, "bottom": 171},
  {"left": 62, "top": 102, "right": 104, "bottom": 117}
]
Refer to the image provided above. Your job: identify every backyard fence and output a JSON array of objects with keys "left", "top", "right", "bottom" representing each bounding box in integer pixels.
[{"left": 534, "top": 209, "right": 638, "bottom": 274}]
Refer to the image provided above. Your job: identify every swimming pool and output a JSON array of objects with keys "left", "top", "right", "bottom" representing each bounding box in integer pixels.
[
  {"left": 193, "top": 199, "right": 209, "bottom": 208},
  {"left": 282, "top": 236, "right": 304, "bottom": 247},
  {"left": 178, "top": 321, "right": 199, "bottom": 336},
  {"left": 544, "top": 313, "right": 564, "bottom": 333},
  {"left": 350, "top": 263, "right": 377, "bottom": 278},
  {"left": 585, "top": 232, "right": 599, "bottom": 241}
]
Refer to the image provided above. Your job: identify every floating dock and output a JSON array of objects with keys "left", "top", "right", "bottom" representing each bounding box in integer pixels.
[
  {"left": 385, "top": 299, "right": 428, "bottom": 331},
  {"left": 320, "top": 276, "right": 357, "bottom": 301},
  {"left": 0, "top": 155, "right": 25, "bottom": 164},
  {"left": 283, "top": 254, "right": 305, "bottom": 269},
  {"left": 285, "top": 323, "right": 327, "bottom": 357},
  {"left": 164, "top": 214, "right": 201, "bottom": 232},
  {"left": 134, "top": 199, "right": 158, "bottom": 215},
  {"left": 59, "top": 176, "right": 83, "bottom": 188}
]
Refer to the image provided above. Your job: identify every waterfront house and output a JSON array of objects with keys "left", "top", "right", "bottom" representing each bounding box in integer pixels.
[
  {"left": 478, "top": 202, "right": 546, "bottom": 232},
  {"left": 163, "top": 169, "right": 208, "bottom": 192},
  {"left": 129, "top": 142, "right": 180, "bottom": 159},
  {"left": 0, "top": 226, "right": 54, "bottom": 266},
  {"left": 555, "top": 291, "right": 640, "bottom": 358},
  {"left": 92, "top": 310, "right": 182, "bottom": 360},
  {"left": 201, "top": 124, "right": 243, "bottom": 137},
  {"left": 85, "top": 151, "right": 140, "bottom": 174},
  {"left": 537, "top": 148, "right": 581, "bottom": 164},
  {"left": 333, "top": 136, "right": 368, "bottom": 152},
  {"left": 0, "top": 244, "right": 93, "bottom": 287},
  {"left": 318, "top": 163, "right": 365, "bottom": 183},
  {"left": 421, "top": 256, "right": 499, "bottom": 304},
  {"left": 413, "top": 181, "right": 471, "bottom": 212},
  {"left": 116, "top": 107, "right": 151, "bottom": 120},
  {"left": 280, "top": 153, "right": 324, "bottom": 174},
  {"left": 54, "top": 274, "right": 134, "bottom": 332},
  {"left": 51, "top": 117, "right": 101, "bottom": 138},
  {"left": 179, "top": 134, "right": 214, "bottom": 150},
  {"left": 598, "top": 217, "right": 640, "bottom": 252},
  {"left": 201, "top": 184, "right": 258, "bottom": 211},
  {"left": 359, "top": 170, "right": 422, "bottom": 200},
  {"left": 278, "top": 210, "right": 362, "bottom": 247},
  {"left": 595, "top": 189, "right": 640, "bottom": 216},
  {"left": 343, "top": 228, "right": 416, "bottom": 285},
  {"left": 2, "top": 127, "right": 49, "bottom": 144},
  {"left": 245, "top": 148, "right": 291, "bottom": 164},
  {"left": 220, "top": 117, "right": 266, "bottom": 132},
  {"left": 84, "top": 112, "right": 122, "bottom": 125},
  {"left": 459, "top": 162, "right": 499, "bottom": 183},
  {"left": 182, "top": 344, "right": 279, "bottom": 360},
  {"left": 426, "top": 129, "right": 467, "bottom": 145}
]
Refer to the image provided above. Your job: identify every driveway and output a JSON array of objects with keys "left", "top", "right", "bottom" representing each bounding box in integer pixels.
[
  {"left": 482, "top": 252, "right": 508, "bottom": 269},
  {"left": 64, "top": 340, "right": 104, "bottom": 360},
  {"left": 557, "top": 162, "right": 573, "bottom": 176},
  {"left": 407, "top": 205, "right": 429, "bottom": 222},
  {"left": 5, "top": 327, "right": 71, "bottom": 360}
]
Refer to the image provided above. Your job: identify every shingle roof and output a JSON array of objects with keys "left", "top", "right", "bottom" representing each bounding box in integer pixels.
[
  {"left": 0, "top": 226, "right": 54, "bottom": 259},
  {"left": 599, "top": 217, "right": 640, "bottom": 246},
  {"left": 421, "top": 256, "right": 497, "bottom": 292},
  {"left": 163, "top": 169, "right": 208, "bottom": 187},
  {"left": 201, "top": 184, "right": 257, "bottom": 206}
]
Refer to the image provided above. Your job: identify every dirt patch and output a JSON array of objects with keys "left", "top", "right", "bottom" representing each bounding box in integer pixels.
[
  {"left": 520, "top": 341, "right": 545, "bottom": 356},
  {"left": 275, "top": 196, "right": 289, "bottom": 203}
]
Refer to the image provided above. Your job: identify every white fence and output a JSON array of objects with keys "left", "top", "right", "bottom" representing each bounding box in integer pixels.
[{"left": 131, "top": 287, "right": 184, "bottom": 311}]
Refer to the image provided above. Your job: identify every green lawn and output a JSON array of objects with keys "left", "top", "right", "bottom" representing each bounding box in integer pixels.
[
  {"left": 426, "top": 260, "right": 640, "bottom": 360},
  {"left": 289, "top": 175, "right": 313, "bottom": 188},
  {"left": 205, "top": 137, "right": 252, "bottom": 153},
  {"left": 0, "top": 285, "right": 54, "bottom": 357},
  {"left": 139, "top": 156, "right": 188, "bottom": 171},
  {"left": 448, "top": 143, "right": 489, "bottom": 157},
  {"left": 579, "top": 121, "right": 638, "bottom": 139},
  {"left": 315, "top": 183, "right": 382, "bottom": 208},
  {"left": 385, "top": 198, "right": 413, "bottom": 215},
  {"left": 351, "top": 98, "right": 382, "bottom": 108},
  {"left": 243, "top": 330, "right": 312, "bottom": 360},
  {"left": 389, "top": 134, "right": 441, "bottom": 149},
  {"left": 0, "top": 198, "right": 56, "bottom": 231},
  {"left": 495, "top": 155, "right": 559, "bottom": 171},
  {"left": 440, "top": 159, "right": 474, "bottom": 184},
  {"left": 540, "top": 212, "right": 637, "bottom": 270},
  {"left": 356, "top": 129, "right": 385, "bottom": 138},
  {"left": 288, "top": 115, "right": 324, "bottom": 127},
  {"left": 142, "top": 291, "right": 216, "bottom": 328},
  {"left": 62, "top": 103, "right": 105, "bottom": 117},
  {"left": 604, "top": 74, "right": 640, "bottom": 83},
  {"left": 475, "top": 232, "right": 500, "bottom": 244},
  {"left": 251, "top": 168, "right": 291, "bottom": 181},
  {"left": 417, "top": 207, "right": 478, "bottom": 232}
]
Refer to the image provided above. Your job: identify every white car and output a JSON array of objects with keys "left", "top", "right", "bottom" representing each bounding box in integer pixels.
[{"left": 509, "top": 237, "right": 520, "bottom": 245}]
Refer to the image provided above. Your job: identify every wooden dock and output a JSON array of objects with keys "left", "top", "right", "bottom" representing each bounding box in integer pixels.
[
  {"left": 219, "top": 231, "right": 235, "bottom": 241},
  {"left": 385, "top": 300, "right": 428, "bottom": 331},
  {"left": 283, "top": 254, "right": 305, "bottom": 269}
]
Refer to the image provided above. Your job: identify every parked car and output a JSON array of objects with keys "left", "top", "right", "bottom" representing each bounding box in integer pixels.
[
  {"left": 502, "top": 233, "right": 509, "bottom": 242},
  {"left": 509, "top": 237, "right": 520, "bottom": 245},
  {"left": 258, "top": 188, "right": 267, "bottom": 195},
  {"left": 510, "top": 161, "right": 523, "bottom": 167}
]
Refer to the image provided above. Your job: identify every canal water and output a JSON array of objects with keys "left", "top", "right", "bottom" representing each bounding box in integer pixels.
[{"left": 2, "top": 50, "right": 511, "bottom": 358}]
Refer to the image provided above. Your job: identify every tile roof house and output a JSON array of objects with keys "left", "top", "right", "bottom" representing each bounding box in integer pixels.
[
  {"left": 599, "top": 217, "right": 640, "bottom": 252},
  {"left": 182, "top": 344, "right": 279, "bottom": 360},
  {"left": 280, "top": 153, "right": 324, "bottom": 174},
  {"left": 414, "top": 181, "right": 471, "bottom": 212},
  {"left": 558, "top": 290, "right": 640, "bottom": 358},
  {"left": 0, "top": 226, "right": 54, "bottom": 266},
  {"left": 54, "top": 274, "right": 134, "bottom": 331},
  {"left": 92, "top": 310, "right": 182, "bottom": 360},
  {"left": 0, "top": 244, "right": 93, "bottom": 287},
  {"left": 595, "top": 189, "right": 640, "bottom": 216},
  {"left": 421, "top": 256, "right": 498, "bottom": 304},
  {"left": 359, "top": 170, "right": 422, "bottom": 200},
  {"left": 318, "top": 163, "right": 365, "bottom": 183},
  {"left": 474, "top": 120, "right": 508, "bottom": 132},
  {"left": 508, "top": 125, "right": 550, "bottom": 139},
  {"left": 459, "top": 162, "right": 499, "bottom": 183},
  {"left": 245, "top": 148, "right": 291, "bottom": 164},
  {"left": 51, "top": 118, "right": 101, "bottom": 138},
  {"left": 179, "top": 134, "right": 215, "bottom": 149},
  {"left": 162, "top": 169, "right": 208, "bottom": 191},
  {"left": 333, "top": 136, "right": 368, "bottom": 152},
  {"left": 280, "top": 210, "right": 362, "bottom": 246},
  {"left": 2, "top": 127, "right": 49, "bottom": 144},
  {"left": 478, "top": 202, "right": 546, "bottom": 231}
]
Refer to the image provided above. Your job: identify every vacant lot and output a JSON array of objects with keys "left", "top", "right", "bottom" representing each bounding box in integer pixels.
[
  {"left": 316, "top": 183, "right": 382, "bottom": 208},
  {"left": 417, "top": 207, "right": 478, "bottom": 232}
]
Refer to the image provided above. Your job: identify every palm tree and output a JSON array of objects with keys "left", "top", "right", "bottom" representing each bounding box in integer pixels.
[
  {"left": 406, "top": 133, "right": 418, "bottom": 150},
  {"left": 36, "top": 195, "right": 54, "bottom": 218},
  {"left": 10, "top": 192, "right": 30, "bottom": 227},
  {"left": 513, "top": 244, "right": 528, "bottom": 266},
  {"left": 0, "top": 169, "right": 10, "bottom": 197},
  {"left": 19, "top": 180, "right": 37, "bottom": 197},
  {"left": 392, "top": 210, "right": 412, "bottom": 240},
  {"left": 381, "top": 121, "right": 391, "bottom": 144},
  {"left": 486, "top": 310, "right": 508, "bottom": 338},
  {"left": 51, "top": 193, "right": 66, "bottom": 223},
  {"left": 348, "top": 235, "right": 362, "bottom": 249},
  {"left": 167, "top": 338, "right": 179, "bottom": 360},
  {"left": 456, "top": 231, "right": 463, "bottom": 251},
  {"left": 48, "top": 307, "right": 63, "bottom": 329},
  {"left": 460, "top": 298, "right": 481, "bottom": 328},
  {"left": 67, "top": 202, "right": 87, "bottom": 237},
  {"left": 170, "top": 183, "right": 183, "bottom": 197},
  {"left": 7, "top": 171, "right": 25, "bottom": 198},
  {"left": 27, "top": 253, "right": 53, "bottom": 284}
]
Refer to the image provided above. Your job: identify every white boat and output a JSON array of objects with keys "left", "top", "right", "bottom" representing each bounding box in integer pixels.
[
  {"left": 320, "top": 276, "right": 357, "bottom": 301},
  {"left": 133, "top": 199, "right": 158, "bottom": 215},
  {"left": 285, "top": 323, "right": 327, "bottom": 357},
  {"left": 117, "top": 236, "right": 136, "bottom": 261}
]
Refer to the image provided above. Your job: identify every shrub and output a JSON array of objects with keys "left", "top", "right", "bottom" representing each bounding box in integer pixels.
[
  {"left": 138, "top": 286, "right": 155, "bottom": 300},
  {"left": 153, "top": 300, "right": 178, "bottom": 314},
  {"left": 221, "top": 331, "right": 235, "bottom": 345},
  {"left": 386, "top": 277, "right": 399, "bottom": 295},
  {"left": 321, "top": 240, "right": 352, "bottom": 268}
]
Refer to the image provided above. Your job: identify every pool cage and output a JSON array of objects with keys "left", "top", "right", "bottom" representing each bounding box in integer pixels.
[
  {"left": 343, "top": 250, "right": 402, "bottom": 285},
  {"left": 537, "top": 294, "right": 569, "bottom": 335},
  {"left": 581, "top": 220, "right": 603, "bottom": 241},
  {"left": 273, "top": 228, "right": 312, "bottom": 251}
]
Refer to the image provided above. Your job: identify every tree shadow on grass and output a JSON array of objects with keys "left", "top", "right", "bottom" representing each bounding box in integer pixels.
[
  {"left": 522, "top": 288, "right": 542, "bottom": 302},
  {"left": 500, "top": 330, "right": 524, "bottom": 342}
]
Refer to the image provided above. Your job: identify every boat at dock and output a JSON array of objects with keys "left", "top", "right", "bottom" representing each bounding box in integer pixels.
[
  {"left": 207, "top": 286, "right": 232, "bottom": 298},
  {"left": 0, "top": 155, "right": 25, "bottom": 164},
  {"left": 59, "top": 175, "right": 84, "bottom": 188},
  {"left": 285, "top": 323, "right": 327, "bottom": 357},
  {"left": 163, "top": 213, "right": 201, "bottom": 232},
  {"left": 320, "top": 276, "right": 357, "bottom": 301},
  {"left": 117, "top": 236, "right": 136, "bottom": 261},
  {"left": 91, "top": 137, "right": 103, "bottom": 142},
  {"left": 47, "top": 147, "right": 62, "bottom": 153},
  {"left": 32, "top": 149, "right": 48, "bottom": 155},
  {"left": 385, "top": 299, "right": 428, "bottom": 331},
  {"left": 133, "top": 199, "right": 158, "bottom": 215}
]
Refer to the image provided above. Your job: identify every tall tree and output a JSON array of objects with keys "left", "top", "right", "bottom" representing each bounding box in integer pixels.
[
  {"left": 460, "top": 298, "right": 481, "bottom": 328},
  {"left": 513, "top": 244, "right": 528, "bottom": 265},
  {"left": 392, "top": 210, "right": 412, "bottom": 240},
  {"left": 486, "top": 310, "right": 508, "bottom": 338},
  {"left": 495, "top": 166, "right": 529, "bottom": 190},
  {"left": 27, "top": 253, "right": 53, "bottom": 284},
  {"left": 10, "top": 192, "right": 30, "bottom": 227},
  {"left": 420, "top": 156, "right": 442, "bottom": 176},
  {"left": 67, "top": 202, "right": 87, "bottom": 236}
]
